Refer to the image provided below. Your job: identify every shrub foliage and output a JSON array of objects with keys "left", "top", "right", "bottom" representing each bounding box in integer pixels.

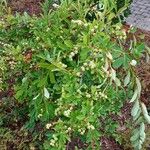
[{"left": 0, "top": 0, "right": 149, "bottom": 149}]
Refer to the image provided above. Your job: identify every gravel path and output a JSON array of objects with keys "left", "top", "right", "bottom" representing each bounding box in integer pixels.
[{"left": 126, "top": 0, "right": 150, "bottom": 31}]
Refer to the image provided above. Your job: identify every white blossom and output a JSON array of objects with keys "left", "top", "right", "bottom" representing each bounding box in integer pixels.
[
  {"left": 83, "top": 62, "right": 88, "bottom": 66},
  {"left": 50, "top": 139, "right": 55, "bottom": 146},
  {"left": 46, "top": 123, "right": 52, "bottom": 129},
  {"left": 64, "top": 110, "right": 71, "bottom": 117},
  {"left": 91, "top": 29, "right": 95, "bottom": 33},
  {"left": 130, "top": 59, "right": 137, "bottom": 66},
  {"left": 89, "top": 61, "right": 96, "bottom": 69},
  {"left": 37, "top": 114, "right": 42, "bottom": 118},
  {"left": 76, "top": 72, "right": 81, "bottom": 77},
  {"left": 86, "top": 93, "right": 91, "bottom": 98},
  {"left": 52, "top": 3, "right": 60, "bottom": 8},
  {"left": 87, "top": 123, "right": 95, "bottom": 130},
  {"left": 71, "top": 20, "right": 83, "bottom": 26},
  {"left": 46, "top": 28, "right": 50, "bottom": 32},
  {"left": 84, "top": 23, "right": 88, "bottom": 27},
  {"left": 81, "top": 66, "right": 85, "bottom": 71}
]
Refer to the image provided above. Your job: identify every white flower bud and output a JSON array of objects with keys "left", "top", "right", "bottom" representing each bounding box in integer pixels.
[
  {"left": 37, "top": 114, "right": 42, "bottom": 118},
  {"left": 62, "top": 64, "right": 67, "bottom": 68},
  {"left": 46, "top": 123, "right": 52, "bottom": 129},
  {"left": 81, "top": 66, "right": 85, "bottom": 71},
  {"left": 90, "top": 125, "right": 95, "bottom": 130},
  {"left": 81, "top": 130, "right": 85, "bottom": 135},
  {"left": 36, "top": 37, "right": 40, "bottom": 41},
  {"left": 91, "top": 29, "right": 95, "bottom": 33},
  {"left": 76, "top": 72, "right": 81, "bottom": 77},
  {"left": 70, "top": 52, "right": 75, "bottom": 56},
  {"left": 52, "top": 3, "right": 60, "bottom": 8},
  {"left": 89, "top": 61, "right": 96, "bottom": 69},
  {"left": 74, "top": 50, "right": 78, "bottom": 54},
  {"left": 46, "top": 28, "right": 50, "bottom": 32},
  {"left": 64, "top": 110, "right": 71, "bottom": 117},
  {"left": 84, "top": 23, "right": 88, "bottom": 27},
  {"left": 71, "top": 20, "right": 83, "bottom": 26},
  {"left": 68, "top": 127, "right": 72, "bottom": 131},
  {"left": 130, "top": 60, "right": 137, "bottom": 66},
  {"left": 94, "top": 25, "right": 98, "bottom": 29},
  {"left": 86, "top": 93, "right": 91, "bottom": 98},
  {"left": 83, "top": 62, "right": 88, "bottom": 66}
]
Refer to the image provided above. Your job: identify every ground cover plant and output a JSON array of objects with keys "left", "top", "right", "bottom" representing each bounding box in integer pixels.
[{"left": 0, "top": 0, "right": 150, "bottom": 149}]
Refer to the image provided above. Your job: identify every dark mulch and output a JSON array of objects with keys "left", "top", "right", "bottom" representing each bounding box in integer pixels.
[
  {"left": 7, "top": 0, "right": 44, "bottom": 15},
  {"left": 136, "top": 61, "right": 150, "bottom": 106},
  {"left": 101, "top": 136, "right": 123, "bottom": 150}
]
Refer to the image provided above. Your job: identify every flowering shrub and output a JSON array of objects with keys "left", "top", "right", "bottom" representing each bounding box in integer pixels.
[{"left": 0, "top": 0, "right": 149, "bottom": 149}]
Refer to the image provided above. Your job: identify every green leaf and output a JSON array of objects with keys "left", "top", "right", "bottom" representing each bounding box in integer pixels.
[
  {"left": 124, "top": 71, "right": 130, "bottom": 86},
  {"left": 114, "top": 78, "right": 121, "bottom": 87},
  {"left": 80, "top": 47, "right": 90, "bottom": 60},
  {"left": 141, "top": 102, "right": 150, "bottom": 123},
  {"left": 130, "top": 130, "right": 139, "bottom": 142},
  {"left": 83, "top": 34, "right": 88, "bottom": 46},
  {"left": 131, "top": 100, "right": 140, "bottom": 117},
  {"left": 111, "top": 68, "right": 116, "bottom": 81},
  {"left": 113, "top": 57, "right": 124, "bottom": 68},
  {"left": 123, "top": 55, "right": 129, "bottom": 69},
  {"left": 108, "top": 12, "right": 115, "bottom": 21},
  {"left": 76, "top": 115, "right": 85, "bottom": 120},
  {"left": 140, "top": 123, "right": 145, "bottom": 135},
  {"left": 133, "top": 109, "right": 141, "bottom": 121},
  {"left": 44, "top": 87, "right": 50, "bottom": 99},
  {"left": 136, "top": 77, "right": 141, "bottom": 96},
  {"left": 130, "top": 89, "right": 138, "bottom": 103},
  {"left": 15, "top": 89, "right": 24, "bottom": 99},
  {"left": 39, "top": 62, "right": 55, "bottom": 70},
  {"left": 64, "top": 40, "right": 73, "bottom": 48},
  {"left": 33, "top": 94, "right": 40, "bottom": 100},
  {"left": 49, "top": 71, "right": 56, "bottom": 84},
  {"left": 140, "top": 123, "right": 145, "bottom": 142},
  {"left": 144, "top": 114, "right": 150, "bottom": 124},
  {"left": 141, "top": 102, "right": 148, "bottom": 115}
]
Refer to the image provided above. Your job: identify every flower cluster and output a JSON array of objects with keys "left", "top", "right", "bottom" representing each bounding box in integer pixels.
[
  {"left": 50, "top": 134, "right": 58, "bottom": 147},
  {"left": 76, "top": 60, "right": 97, "bottom": 78},
  {"left": 90, "top": 25, "right": 98, "bottom": 34},
  {"left": 0, "top": 41, "right": 11, "bottom": 48},
  {"left": 114, "top": 25, "right": 127, "bottom": 40},
  {"left": 78, "top": 128, "right": 86, "bottom": 135},
  {"left": 46, "top": 123, "right": 52, "bottom": 129},
  {"left": 69, "top": 49, "right": 78, "bottom": 61},
  {"left": 52, "top": 3, "right": 60, "bottom": 9},
  {"left": 63, "top": 106, "right": 73, "bottom": 117},
  {"left": 55, "top": 105, "right": 63, "bottom": 115},
  {"left": 37, "top": 114, "right": 42, "bottom": 118},
  {"left": 5, "top": 56, "right": 17, "bottom": 70},
  {"left": 71, "top": 20, "right": 83, "bottom": 26},
  {"left": 87, "top": 122, "right": 95, "bottom": 130},
  {"left": 66, "top": 127, "right": 72, "bottom": 133},
  {"left": 58, "top": 61, "right": 67, "bottom": 68}
]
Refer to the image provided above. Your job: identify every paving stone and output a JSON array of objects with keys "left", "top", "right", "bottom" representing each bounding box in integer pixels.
[{"left": 126, "top": 0, "right": 150, "bottom": 31}]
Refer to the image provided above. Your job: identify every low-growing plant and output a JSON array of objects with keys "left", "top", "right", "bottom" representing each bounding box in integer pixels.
[{"left": 0, "top": 0, "right": 149, "bottom": 149}]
